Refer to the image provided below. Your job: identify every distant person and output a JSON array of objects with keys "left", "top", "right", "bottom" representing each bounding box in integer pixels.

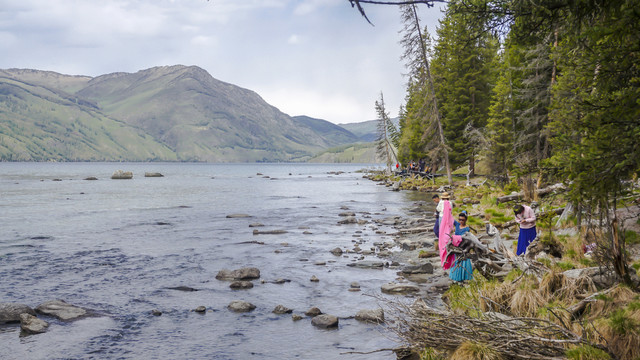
[
  {"left": 418, "top": 158, "right": 425, "bottom": 172},
  {"left": 514, "top": 204, "right": 537, "bottom": 255},
  {"left": 449, "top": 211, "right": 473, "bottom": 282},
  {"left": 432, "top": 194, "right": 440, "bottom": 238}
]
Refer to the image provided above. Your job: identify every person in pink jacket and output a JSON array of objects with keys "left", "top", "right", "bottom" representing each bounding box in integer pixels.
[{"left": 514, "top": 204, "right": 537, "bottom": 255}]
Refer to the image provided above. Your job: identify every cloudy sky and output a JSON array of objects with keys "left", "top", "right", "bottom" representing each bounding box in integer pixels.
[{"left": 0, "top": 0, "right": 444, "bottom": 124}]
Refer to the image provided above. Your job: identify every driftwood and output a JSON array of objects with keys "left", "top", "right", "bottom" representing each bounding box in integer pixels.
[
  {"left": 496, "top": 183, "right": 566, "bottom": 204},
  {"left": 384, "top": 298, "right": 605, "bottom": 360},
  {"left": 495, "top": 207, "right": 565, "bottom": 229}
]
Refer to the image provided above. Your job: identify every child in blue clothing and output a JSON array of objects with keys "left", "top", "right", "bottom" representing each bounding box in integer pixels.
[{"left": 449, "top": 211, "right": 473, "bottom": 282}]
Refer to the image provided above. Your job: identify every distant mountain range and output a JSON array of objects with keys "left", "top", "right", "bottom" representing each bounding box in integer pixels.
[{"left": 0, "top": 65, "right": 381, "bottom": 162}]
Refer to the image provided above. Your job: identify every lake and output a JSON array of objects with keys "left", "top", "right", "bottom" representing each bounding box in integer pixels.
[{"left": 0, "top": 162, "right": 429, "bottom": 360}]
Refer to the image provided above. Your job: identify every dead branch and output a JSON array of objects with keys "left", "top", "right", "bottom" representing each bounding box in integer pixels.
[{"left": 496, "top": 183, "right": 566, "bottom": 204}]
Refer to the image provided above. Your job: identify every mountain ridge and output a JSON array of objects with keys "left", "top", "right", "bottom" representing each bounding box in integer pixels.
[{"left": 0, "top": 65, "right": 372, "bottom": 162}]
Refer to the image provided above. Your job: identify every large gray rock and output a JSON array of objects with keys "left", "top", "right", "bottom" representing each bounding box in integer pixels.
[
  {"left": 381, "top": 282, "right": 420, "bottom": 294},
  {"left": 355, "top": 308, "right": 385, "bottom": 323},
  {"left": 311, "top": 314, "right": 339, "bottom": 328},
  {"left": 35, "top": 300, "right": 87, "bottom": 321},
  {"left": 0, "top": 303, "right": 36, "bottom": 324},
  {"left": 346, "top": 260, "right": 385, "bottom": 269},
  {"left": 402, "top": 263, "right": 434, "bottom": 275},
  {"left": 216, "top": 267, "right": 261, "bottom": 281},
  {"left": 20, "top": 313, "right": 49, "bottom": 335},
  {"left": 227, "top": 300, "right": 256, "bottom": 313}
]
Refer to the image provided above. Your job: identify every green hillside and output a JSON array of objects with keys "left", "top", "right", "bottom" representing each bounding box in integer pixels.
[
  {"left": 0, "top": 73, "right": 176, "bottom": 161},
  {"left": 0, "top": 66, "right": 367, "bottom": 162}
]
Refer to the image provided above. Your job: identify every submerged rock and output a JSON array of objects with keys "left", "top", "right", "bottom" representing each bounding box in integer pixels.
[
  {"left": 216, "top": 267, "right": 261, "bottom": 281},
  {"left": 226, "top": 214, "right": 252, "bottom": 218},
  {"left": 194, "top": 306, "right": 206, "bottom": 313},
  {"left": 229, "top": 281, "right": 254, "bottom": 290},
  {"left": 0, "top": 303, "right": 36, "bottom": 324},
  {"left": 227, "top": 300, "right": 256, "bottom": 313},
  {"left": 20, "top": 313, "right": 49, "bottom": 335},
  {"left": 311, "top": 314, "right": 339, "bottom": 328},
  {"left": 330, "top": 247, "right": 343, "bottom": 256},
  {"left": 144, "top": 172, "right": 164, "bottom": 177},
  {"left": 272, "top": 305, "right": 293, "bottom": 314},
  {"left": 165, "top": 286, "right": 198, "bottom": 292},
  {"left": 35, "top": 300, "right": 87, "bottom": 321}
]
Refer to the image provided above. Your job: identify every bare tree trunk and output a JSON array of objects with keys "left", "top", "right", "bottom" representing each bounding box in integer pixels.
[{"left": 411, "top": 5, "right": 452, "bottom": 184}]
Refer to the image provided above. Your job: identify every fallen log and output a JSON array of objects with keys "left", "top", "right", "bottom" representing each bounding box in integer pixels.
[{"left": 496, "top": 183, "right": 566, "bottom": 204}]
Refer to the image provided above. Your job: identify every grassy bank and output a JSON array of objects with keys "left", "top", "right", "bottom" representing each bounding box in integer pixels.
[{"left": 369, "top": 171, "right": 640, "bottom": 360}]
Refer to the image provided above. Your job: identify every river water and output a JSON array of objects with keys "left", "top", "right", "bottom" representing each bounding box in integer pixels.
[{"left": 0, "top": 162, "right": 430, "bottom": 360}]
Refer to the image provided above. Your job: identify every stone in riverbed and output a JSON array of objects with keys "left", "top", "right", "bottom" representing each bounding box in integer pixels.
[
  {"left": 339, "top": 212, "right": 356, "bottom": 217},
  {"left": 346, "top": 260, "right": 385, "bottom": 269},
  {"left": 310, "top": 275, "right": 320, "bottom": 282},
  {"left": 226, "top": 214, "right": 252, "bottom": 218},
  {"left": 381, "top": 282, "right": 420, "bottom": 294},
  {"left": 253, "top": 229, "right": 288, "bottom": 235},
  {"left": 230, "top": 281, "right": 254, "bottom": 290},
  {"left": 338, "top": 216, "right": 357, "bottom": 224},
  {"left": 401, "top": 263, "right": 434, "bottom": 275},
  {"left": 355, "top": 308, "right": 384, "bottom": 323},
  {"left": 216, "top": 267, "right": 261, "bottom": 281},
  {"left": 227, "top": 300, "right": 256, "bottom": 313},
  {"left": 272, "top": 305, "right": 293, "bottom": 314},
  {"left": 249, "top": 223, "right": 264, "bottom": 227},
  {"left": 292, "top": 314, "right": 303, "bottom": 321},
  {"left": 35, "top": 300, "right": 87, "bottom": 321},
  {"left": 20, "top": 313, "right": 49, "bottom": 335},
  {"left": 194, "top": 306, "right": 206, "bottom": 313},
  {"left": 0, "top": 303, "right": 36, "bottom": 324},
  {"left": 151, "top": 309, "right": 162, "bottom": 316},
  {"left": 305, "top": 307, "right": 322, "bottom": 317},
  {"left": 330, "top": 247, "right": 343, "bottom": 256},
  {"left": 311, "top": 314, "right": 339, "bottom": 328}
]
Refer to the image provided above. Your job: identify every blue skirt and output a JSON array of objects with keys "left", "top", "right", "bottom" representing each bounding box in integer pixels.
[
  {"left": 449, "top": 257, "right": 473, "bottom": 282},
  {"left": 517, "top": 227, "right": 537, "bottom": 255}
]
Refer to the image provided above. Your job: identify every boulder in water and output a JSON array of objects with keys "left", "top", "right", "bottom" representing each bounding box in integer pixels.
[
  {"left": 272, "top": 305, "right": 293, "bottom": 314},
  {"left": 355, "top": 308, "right": 384, "bottom": 323},
  {"left": 0, "top": 303, "right": 36, "bottom": 324},
  {"left": 35, "top": 300, "right": 87, "bottom": 321},
  {"left": 216, "top": 267, "right": 261, "bottom": 281},
  {"left": 111, "top": 170, "right": 133, "bottom": 179},
  {"left": 227, "top": 300, "right": 256, "bottom": 313},
  {"left": 20, "top": 313, "right": 49, "bottom": 335},
  {"left": 311, "top": 314, "right": 339, "bottom": 328},
  {"left": 381, "top": 282, "right": 420, "bottom": 294}
]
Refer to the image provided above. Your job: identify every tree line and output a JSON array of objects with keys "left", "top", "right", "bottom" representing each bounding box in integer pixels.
[{"left": 368, "top": 0, "right": 639, "bottom": 285}]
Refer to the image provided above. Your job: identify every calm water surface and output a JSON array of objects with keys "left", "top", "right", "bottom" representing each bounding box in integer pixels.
[{"left": 0, "top": 163, "right": 429, "bottom": 360}]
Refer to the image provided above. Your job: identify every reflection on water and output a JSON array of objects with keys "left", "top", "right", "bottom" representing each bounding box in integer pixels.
[{"left": 0, "top": 163, "right": 430, "bottom": 360}]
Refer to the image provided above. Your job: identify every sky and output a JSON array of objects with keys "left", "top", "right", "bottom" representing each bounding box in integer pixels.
[{"left": 0, "top": 0, "right": 444, "bottom": 124}]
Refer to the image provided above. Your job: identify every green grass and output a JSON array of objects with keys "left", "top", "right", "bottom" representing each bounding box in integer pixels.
[
  {"left": 624, "top": 230, "right": 640, "bottom": 245},
  {"left": 556, "top": 261, "right": 575, "bottom": 271}
]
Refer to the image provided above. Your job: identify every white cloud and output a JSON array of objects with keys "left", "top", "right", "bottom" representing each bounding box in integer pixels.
[{"left": 0, "top": 0, "right": 443, "bottom": 124}]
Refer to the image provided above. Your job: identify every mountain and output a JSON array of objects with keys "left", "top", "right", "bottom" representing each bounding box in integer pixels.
[
  {"left": 0, "top": 69, "right": 176, "bottom": 161},
  {"left": 291, "top": 115, "right": 360, "bottom": 147},
  {"left": 0, "top": 66, "right": 363, "bottom": 162},
  {"left": 338, "top": 117, "right": 400, "bottom": 143}
]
